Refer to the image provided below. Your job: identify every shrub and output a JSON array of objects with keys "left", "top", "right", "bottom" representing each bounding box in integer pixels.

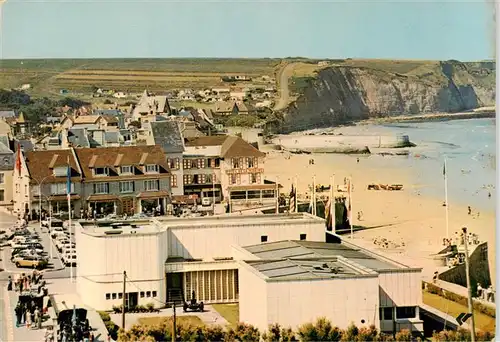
[
  {"left": 394, "top": 329, "right": 413, "bottom": 341},
  {"left": 98, "top": 311, "right": 119, "bottom": 340},
  {"left": 262, "top": 323, "right": 297, "bottom": 341}
]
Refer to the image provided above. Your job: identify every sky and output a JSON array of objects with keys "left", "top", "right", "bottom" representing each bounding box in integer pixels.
[{"left": 0, "top": 0, "right": 495, "bottom": 60}]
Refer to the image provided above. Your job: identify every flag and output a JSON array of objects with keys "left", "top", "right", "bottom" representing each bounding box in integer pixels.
[
  {"left": 15, "top": 143, "right": 22, "bottom": 176},
  {"left": 66, "top": 156, "right": 72, "bottom": 200},
  {"left": 443, "top": 160, "right": 446, "bottom": 177},
  {"left": 325, "top": 197, "right": 333, "bottom": 231},
  {"left": 289, "top": 184, "right": 296, "bottom": 212}
]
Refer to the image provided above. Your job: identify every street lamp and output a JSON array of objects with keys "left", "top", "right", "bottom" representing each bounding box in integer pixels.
[{"left": 30, "top": 175, "right": 55, "bottom": 259}]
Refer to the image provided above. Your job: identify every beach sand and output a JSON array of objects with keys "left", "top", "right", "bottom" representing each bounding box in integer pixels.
[{"left": 264, "top": 152, "right": 496, "bottom": 283}]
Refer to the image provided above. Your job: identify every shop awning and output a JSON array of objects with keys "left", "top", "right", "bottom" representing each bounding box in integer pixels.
[
  {"left": 48, "top": 194, "right": 81, "bottom": 201},
  {"left": 87, "top": 194, "right": 119, "bottom": 202},
  {"left": 228, "top": 184, "right": 281, "bottom": 192},
  {"left": 136, "top": 191, "right": 170, "bottom": 199},
  {"left": 171, "top": 194, "right": 198, "bottom": 204}
]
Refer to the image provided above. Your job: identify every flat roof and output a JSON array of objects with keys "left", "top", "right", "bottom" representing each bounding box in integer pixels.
[
  {"left": 78, "top": 213, "right": 322, "bottom": 237},
  {"left": 244, "top": 240, "right": 413, "bottom": 272},
  {"left": 244, "top": 257, "right": 378, "bottom": 280}
]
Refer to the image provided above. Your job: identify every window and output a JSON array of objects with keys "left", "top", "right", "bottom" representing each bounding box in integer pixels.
[
  {"left": 152, "top": 291, "right": 157, "bottom": 297},
  {"left": 190, "top": 160, "right": 198, "bottom": 168},
  {"left": 112, "top": 293, "right": 117, "bottom": 300},
  {"left": 249, "top": 173, "right": 259, "bottom": 184},
  {"left": 140, "top": 291, "right": 145, "bottom": 298},
  {"left": 106, "top": 293, "right": 111, "bottom": 300},
  {"left": 146, "top": 291, "right": 151, "bottom": 297},
  {"left": 94, "top": 167, "right": 108, "bottom": 176},
  {"left": 119, "top": 181, "right": 134, "bottom": 193},
  {"left": 53, "top": 166, "right": 68, "bottom": 177},
  {"left": 0, "top": 189, "right": 5, "bottom": 202},
  {"left": 261, "top": 235, "right": 268, "bottom": 243},
  {"left": 145, "top": 164, "right": 159, "bottom": 173},
  {"left": 0, "top": 173, "right": 5, "bottom": 184},
  {"left": 232, "top": 158, "right": 239, "bottom": 169},
  {"left": 396, "top": 306, "right": 416, "bottom": 319},
  {"left": 144, "top": 180, "right": 159, "bottom": 191},
  {"left": 381, "top": 307, "right": 393, "bottom": 320},
  {"left": 167, "top": 158, "right": 180, "bottom": 170},
  {"left": 183, "top": 159, "right": 191, "bottom": 169},
  {"left": 197, "top": 159, "right": 206, "bottom": 168},
  {"left": 171, "top": 174, "right": 177, "bottom": 187},
  {"left": 247, "top": 157, "right": 255, "bottom": 168},
  {"left": 230, "top": 175, "right": 237, "bottom": 185},
  {"left": 118, "top": 293, "right": 123, "bottom": 299},
  {"left": 183, "top": 174, "right": 193, "bottom": 185},
  {"left": 50, "top": 183, "right": 75, "bottom": 195},
  {"left": 300, "top": 234, "right": 307, "bottom": 241},
  {"left": 93, "top": 183, "right": 109, "bottom": 194},
  {"left": 121, "top": 166, "right": 132, "bottom": 174}
]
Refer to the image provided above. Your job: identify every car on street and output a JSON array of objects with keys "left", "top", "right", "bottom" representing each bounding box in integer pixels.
[
  {"left": 61, "top": 251, "right": 77, "bottom": 267},
  {"left": 201, "top": 197, "right": 212, "bottom": 206},
  {"left": 56, "top": 239, "right": 75, "bottom": 252}
]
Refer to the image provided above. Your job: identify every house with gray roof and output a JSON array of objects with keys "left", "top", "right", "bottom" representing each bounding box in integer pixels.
[{"left": 149, "top": 121, "right": 184, "bottom": 196}]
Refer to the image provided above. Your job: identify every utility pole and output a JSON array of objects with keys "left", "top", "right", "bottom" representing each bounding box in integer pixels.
[
  {"left": 122, "top": 271, "right": 127, "bottom": 330},
  {"left": 172, "top": 300, "right": 177, "bottom": 342},
  {"left": 462, "top": 227, "right": 476, "bottom": 342}
]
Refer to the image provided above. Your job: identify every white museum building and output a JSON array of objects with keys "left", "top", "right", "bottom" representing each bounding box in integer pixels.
[{"left": 75, "top": 213, "right": 424, "bottom": 334}]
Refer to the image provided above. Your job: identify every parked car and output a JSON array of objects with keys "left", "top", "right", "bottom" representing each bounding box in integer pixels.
[
  {"left": 201, "top": 197, "right": 212, "bottom": 206},
  {"left": 61, "top": 253, "right": 77, "bottom": 267},
  {"left": 15, "top": 256, "right": 48, "bottom": 269},
  {"left": 56, "top": 240, "right": 75, "bottom": 253}
]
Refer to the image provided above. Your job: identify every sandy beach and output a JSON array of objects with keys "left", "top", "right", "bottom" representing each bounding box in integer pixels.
[{"left": 264, "top": 151, "right": 496, "bottom": 283}]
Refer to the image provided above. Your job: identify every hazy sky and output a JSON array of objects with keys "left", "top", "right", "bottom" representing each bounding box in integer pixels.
[{"left": 1, "top": 0, "right": 495, "bottom": 60}]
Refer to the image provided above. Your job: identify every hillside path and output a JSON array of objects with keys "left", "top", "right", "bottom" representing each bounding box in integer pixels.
[{"left": 273, "top": 62, "right": 299, "bottom": 111}]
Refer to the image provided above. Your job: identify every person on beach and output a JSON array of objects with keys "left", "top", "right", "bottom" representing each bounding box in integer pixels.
[
  {"left": 25, "top": 308, "right": 31, "bottom": 329},
  {"left": 468, "top": 206, "right": 472, "bottom": 215}
]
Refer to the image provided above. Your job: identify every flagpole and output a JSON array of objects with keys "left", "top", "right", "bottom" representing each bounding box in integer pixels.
[
  {"left": 312, "top": 175, "right": 317, "bottom": 216},
  {"left": 294, "top": 175, "right": 298, "bottom": 213},
  {"left": 67, "top": 156, "right": 73, "bottom": 283},
  {"left": 275, "top": 176, "right": 279, "bottom": 214},
  {"left": 331, "top": 175, "right": 335, "bottom": 234},
  {"left": 349, "top": 177, "right": 353, "bottom": 239},
  {"left": 444, "top": 158, "right": 449, "bottom": 240}
]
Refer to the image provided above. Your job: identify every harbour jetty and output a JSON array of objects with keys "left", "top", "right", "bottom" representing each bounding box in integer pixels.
[{"left": 272, "top": 134, "right": 413, "bottom": 153}]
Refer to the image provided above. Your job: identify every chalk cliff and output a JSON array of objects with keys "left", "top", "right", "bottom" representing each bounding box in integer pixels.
[{"left": 276, "top": 61, "right": 495, "bottom": 133}]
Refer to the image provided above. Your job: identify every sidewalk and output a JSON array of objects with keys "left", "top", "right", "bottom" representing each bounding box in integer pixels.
[{"left": 426, "top": 279, "right": 496, "bottom": 309}]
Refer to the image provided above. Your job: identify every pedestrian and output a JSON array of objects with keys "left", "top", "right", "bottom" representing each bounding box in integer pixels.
[
  {"left": 15, "top": 304, "right": 22, "bottom": 327},
  {"left": 7, "top": 276, "right": 12, "bottom": 291},
  {"left": 34, "top": 307, "right": 41, "bottom": 329},
  {"left": 25, "top": 309, "right": 31, "bottom": 328},
  {"left": 468, "top": 206, "right": 472, "bottom": 215}
]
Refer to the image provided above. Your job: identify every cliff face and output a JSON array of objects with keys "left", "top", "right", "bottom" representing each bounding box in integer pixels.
[{"left": 278, "top": 61, "right": 495, "bottom": 133}]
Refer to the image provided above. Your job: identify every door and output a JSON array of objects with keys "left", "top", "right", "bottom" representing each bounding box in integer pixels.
[
  {"left": 122, "top": 198, "right": 134, "bottom": 215},
  {"left": 127, "top": 292, "right": 138, "bottom": 309}
]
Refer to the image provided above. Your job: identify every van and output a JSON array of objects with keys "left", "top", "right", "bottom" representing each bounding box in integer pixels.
[{"left": 201, "top": 197, "right": 212, "bottom": 206}]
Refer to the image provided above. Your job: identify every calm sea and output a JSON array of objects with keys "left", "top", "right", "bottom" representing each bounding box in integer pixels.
[{"left": 343, "top": 118, "right": 496, "bottom": 212}]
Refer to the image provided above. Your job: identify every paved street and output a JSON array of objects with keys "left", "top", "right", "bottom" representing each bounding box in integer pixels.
[{"left": 0, "top": 215, "right": 75, "bottom": 341}]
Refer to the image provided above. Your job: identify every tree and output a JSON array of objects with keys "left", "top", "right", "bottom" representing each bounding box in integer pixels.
[{"left": 262, "top": 323, "right": 296, "bottom": 342}]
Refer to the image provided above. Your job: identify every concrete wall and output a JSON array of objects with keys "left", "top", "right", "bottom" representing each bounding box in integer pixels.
[
  {"left": 378, "top": 270, "right": 423, "bottom": 307},
  {"left": 76, "top": 228, "right": 168, "bottom": 310},
  {"left": 238, "top": 263, "right": 380, "bottom": 333},
  {"left": 239, "top": 263, "right": 269, "bottom": 330},
  {"left": 273, "top": 134, "right": 411, "bottom": 151},
  {"left": 438, "top": 242, "right": 491, "bottom": 288},
  {"left": 167, "top": 220, "right": 325, "bottom": 260}
]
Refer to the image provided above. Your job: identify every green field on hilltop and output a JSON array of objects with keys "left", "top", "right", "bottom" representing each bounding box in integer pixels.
[{"left": 0, "top": 58, "right": 282, "bottom": 97}]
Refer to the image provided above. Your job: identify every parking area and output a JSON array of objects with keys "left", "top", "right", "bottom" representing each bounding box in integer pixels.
[{"left": 0, "top": 220, "right": 77, "bottom": 274}]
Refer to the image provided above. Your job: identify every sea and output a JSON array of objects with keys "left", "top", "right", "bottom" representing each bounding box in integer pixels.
[{"left": 340, "top": 118, "right": 496, "bottom": 212}]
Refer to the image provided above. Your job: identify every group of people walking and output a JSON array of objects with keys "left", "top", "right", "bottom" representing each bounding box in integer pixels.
[{"left": 8, "top": 271, "right": 47, "bottom": 330}]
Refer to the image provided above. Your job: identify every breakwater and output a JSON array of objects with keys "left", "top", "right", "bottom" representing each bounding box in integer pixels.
[{"left": 273, "top": 134, "right": 412, "bottom": 153}]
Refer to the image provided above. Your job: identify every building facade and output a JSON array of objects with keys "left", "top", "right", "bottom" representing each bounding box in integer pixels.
[
  {"left": 183, "top": 136, "right": 276, "bottom": 210},
  {"left": 76, "top": 213, "right": 326, "bottom": 310},
  {"left": 14, "top": 145, "right": 172, "bottom": 217}
]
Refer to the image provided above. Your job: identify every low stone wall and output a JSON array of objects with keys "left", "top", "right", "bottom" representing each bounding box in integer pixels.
[{"left": 274, "top": 134, "right": 412, "bottom": 151}]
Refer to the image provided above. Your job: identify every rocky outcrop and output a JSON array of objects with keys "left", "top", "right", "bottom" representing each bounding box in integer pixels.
[{"left": 277, "top": 61, "right": 495, "bottom": 133}]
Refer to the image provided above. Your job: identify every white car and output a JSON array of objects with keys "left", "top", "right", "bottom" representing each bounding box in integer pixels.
[
  {"left": 61, "top": 252, "right": 77, "bottom": 267},
  {"left": 56, "top": 239, "right": 75, "bottom": 252},
  {"left": 201, "top": 197, "right": 212, "bottom": 206}
]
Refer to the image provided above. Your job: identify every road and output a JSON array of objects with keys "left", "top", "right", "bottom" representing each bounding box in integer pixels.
[
  {"left": 273, "top": 62, "right": 298, "bottom": 111},
  {"left": 0, "top": 215, "right": 72, "bottom": 342}
]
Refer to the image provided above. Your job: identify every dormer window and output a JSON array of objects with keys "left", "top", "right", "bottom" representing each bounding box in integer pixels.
[
  {"left": 145, "top": 164, "right": 159, "bottom": 174},
  {"left": 94, "top": 167, "right": 109, "bottom": 176},
  {"left": 121, "top": 166, "right": 132, "bottom": 175},
  {"left": 53, "top": 166, "right": 68, "bottom": 177}
]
